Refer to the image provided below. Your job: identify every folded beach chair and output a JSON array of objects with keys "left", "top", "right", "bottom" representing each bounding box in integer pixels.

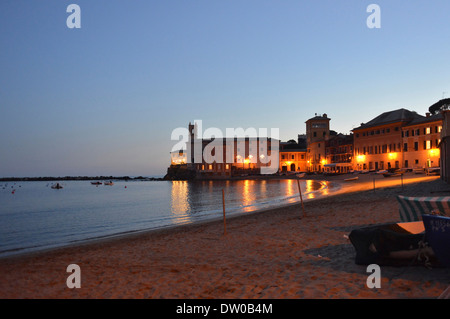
[{"left": 396, "top": 195, "right": 450, "bottom": 222}]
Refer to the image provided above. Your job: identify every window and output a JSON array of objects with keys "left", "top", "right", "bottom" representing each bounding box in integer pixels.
[
  {"left": 414, "top": 142, "right": 418, "bottom": 151},
  {"left": 411, "top": 130, "right": 415, "bottom": 136},
  {"left": 225, "top": 164, "right": 229, "bottom": 170},
  {"left": 281, "top": 155, "right": 285, "bottom": 160},
  {"left": 291, "top": 155, "right": 295, "bottom": 160},
  {"left": 415, "top": 159, "right": 419, "bottom": 164},
  {"left": 403, "top": 143, "right": 408, "bottom": 152},
  {"left": 425, "top": 140, "right": 431, "bottom": 150},
  {"left": 426, "top": 127, "right": 431, "bottom": 134},
  {"left": 438, "top": 126, "right": 442, "bottom": 133},
  {"left": 313, "top": 132, "right": 317, "bottom": 137},
  {"left": 208, "top": 164, "right": 213, "bottom": 170}
]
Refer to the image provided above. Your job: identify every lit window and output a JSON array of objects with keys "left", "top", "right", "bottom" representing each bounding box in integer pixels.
[
  {"left": 426, "top": 127, "right": 431, "bottom": 134},
  {"left": 426, "top": 140, "right": 431, "bottom": 149}
]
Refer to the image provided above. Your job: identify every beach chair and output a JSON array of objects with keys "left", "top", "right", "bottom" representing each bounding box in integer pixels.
[{"left": 396, "top": 195, "right": 450, "bottom": 222}]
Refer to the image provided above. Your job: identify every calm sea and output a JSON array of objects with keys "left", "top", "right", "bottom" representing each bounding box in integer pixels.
[{"left": 0, "top": 179, "right": 336, "bottom": 257}]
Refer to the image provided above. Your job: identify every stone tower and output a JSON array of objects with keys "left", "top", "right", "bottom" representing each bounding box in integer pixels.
[{"left": 305, "top": 114, "right": 330, "bottom": 172}]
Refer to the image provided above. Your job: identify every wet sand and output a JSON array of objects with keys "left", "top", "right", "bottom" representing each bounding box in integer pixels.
[{"left": 0, "top": 173, "right": 449, "bottom": 299}]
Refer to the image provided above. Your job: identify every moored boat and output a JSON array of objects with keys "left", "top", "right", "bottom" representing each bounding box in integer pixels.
[
  {"left": 91, "top": 181, "right": 102, "bottom": 185},
  {"left": 51, "top": 183, "right": 63, "bottom": 189}
]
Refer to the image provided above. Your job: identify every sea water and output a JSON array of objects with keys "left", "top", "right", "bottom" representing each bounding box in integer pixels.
[{"left": 0, "top": 179, "right": 335, "bottom": 257}]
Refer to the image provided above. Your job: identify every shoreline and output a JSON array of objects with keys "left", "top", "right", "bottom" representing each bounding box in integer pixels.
[
  {"left": 0, "top": 175, "right": 449, "bottom": 298},
  {"left": 0, "top": 174, "right": 441, "bottom": 262}
]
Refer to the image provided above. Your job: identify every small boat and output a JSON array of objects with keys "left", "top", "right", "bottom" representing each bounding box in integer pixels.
[
  {"left": 104, "top": 181, "right": 114, "bottom": 186},
  {"left": 91, "top": 181, "right": 102, "bottom": 185},
  {"left": 344, "top": 176, "right": 359, "bottom": 182},
  {"left": 422, "top": 214, "right": 450, "bottom": 267},
  {"left": 51, "top": 183, "right": 63, "bottom": 189},
  {"left": 296, "top": 173, "right": 306, "bottom": 179}
]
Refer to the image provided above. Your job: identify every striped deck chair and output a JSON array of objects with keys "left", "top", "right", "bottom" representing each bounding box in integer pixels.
[{"left": 396, "top": 195, "right": 450, "bottom": 222}]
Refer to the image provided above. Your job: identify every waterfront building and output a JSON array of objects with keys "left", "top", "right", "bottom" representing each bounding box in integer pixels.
[
  {"left": 401, "top": 112, "right": 442, "bottom": 171},
  {"left": 324, "top": 133, "right": 353, "bottom": 174},
  {"left": 168, "top": 122, "right": 279, "bottom": 179},
  {"left": 279, "top": 141, "right": 307, "bottom": 173},
  {"left": 305, "top": 114, "right": 330, "bottom": 172},
  {"left": 170, "top": 150, "right": 187, "bottom": 165},
  {"left": 352, "top": 108, "right": 443, "bottom": 171}
]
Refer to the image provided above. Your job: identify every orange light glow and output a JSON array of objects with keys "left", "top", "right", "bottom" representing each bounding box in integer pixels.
[
  {"left": 388, "top": 152, "right": 397, "bottom": 160},
  {"left": 356, "top": 155, "right": 365, "bottom": 162},
  {"left": 429, "top": 148, "right": 440, "bottom": 157}
]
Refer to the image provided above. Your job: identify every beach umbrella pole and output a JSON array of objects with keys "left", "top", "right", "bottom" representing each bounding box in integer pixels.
[{"left": 296, "top": 179, "right": 306, "bottom": 218}]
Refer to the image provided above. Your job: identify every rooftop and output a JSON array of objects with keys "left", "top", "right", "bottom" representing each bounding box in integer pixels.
[
  {"left": 403, "top": 112, "right": 443, "bottom": 127},
  {"left": 352, "top": 108, "right": 424, "bottom": 131},
  {"left": 306, "top": 113, "right": 330, "bottom": 122}
]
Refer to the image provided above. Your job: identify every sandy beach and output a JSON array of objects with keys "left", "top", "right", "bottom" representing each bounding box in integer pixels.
[{"left": 0, "top": 173, "right": 449, "bottom": 299}]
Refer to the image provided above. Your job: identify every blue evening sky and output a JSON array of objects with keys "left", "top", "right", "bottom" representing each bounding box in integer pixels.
[{"left": 1, "top": 0, "right": 449, "bottom": 177}]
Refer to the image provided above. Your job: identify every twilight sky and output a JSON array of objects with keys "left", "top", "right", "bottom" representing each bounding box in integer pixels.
[{"left": 1, "top": 0, "right": 449, "bottom": 177}]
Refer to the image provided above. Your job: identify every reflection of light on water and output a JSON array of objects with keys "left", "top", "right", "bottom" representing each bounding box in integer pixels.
[
  {"left": 241, "top": 180, "right": 254, "bottom": 212},
  {"left": 285, "top": 179, "right": 295, "bottom": 198},
  {"left": 305, "top": 180, "right": 316, "bottom": 199},
  {"left": 170, "top": 181, "right": 191, "bottom": 222}
]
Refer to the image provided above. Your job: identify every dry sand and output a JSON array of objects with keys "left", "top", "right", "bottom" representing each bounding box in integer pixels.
[{"left": 0, "top": 174, "right": 449, "bottom": 299}]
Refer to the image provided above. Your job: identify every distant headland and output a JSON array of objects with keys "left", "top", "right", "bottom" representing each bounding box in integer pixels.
[{"left": 0, "top": 176, "right": 164, "bottom": 182}]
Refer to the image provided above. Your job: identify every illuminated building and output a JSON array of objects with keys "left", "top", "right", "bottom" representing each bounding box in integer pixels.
[
  {"left": 401, "top": 112, "right": 442, "bottom": 170},
  {"left": 279, "top": 140, "right": 307, "bottom": 173},
  {"left": 305, "top": 114, "right": 330, "bottom": 172},
  {"left": 324, "top": 133, "right": 353, "bottom": 174},
  {"left": 353, "top": 108, "right": 443, "bottom": 171},
  {"left": 168, "top": 122, "right": 279, "bottom": 179}
]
